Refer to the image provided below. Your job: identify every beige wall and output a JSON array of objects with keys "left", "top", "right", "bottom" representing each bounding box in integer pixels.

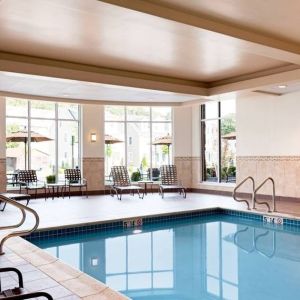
[
  {"left": 236, "top": 91, "right": 300, "bottom": 198},
  {"left": 82, "top": 104, "right": 105, "bottom": 191},
  {"left": 0, "top": 98, "right": 6, "bottom": 192}
]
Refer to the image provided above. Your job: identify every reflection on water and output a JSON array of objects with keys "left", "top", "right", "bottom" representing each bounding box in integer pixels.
[{"left": 34, "top": 216, "right": 300, "bottom": 300}]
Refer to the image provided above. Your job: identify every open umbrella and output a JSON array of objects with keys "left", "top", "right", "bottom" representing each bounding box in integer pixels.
[
  {"left": 152, "top": 134, "right": 172, "bottom": 164},
  {"left": 221, "top": 131, "right": 236, "bottom": 140},
  {"left": 6, "top": 130, "right": 53, "bottom": 169},
  {"left": 104, "top": 134, "right": 123, "bottom": 175},
  {"left": 105, "top": 134, "right": 123, "bottom": 145}
]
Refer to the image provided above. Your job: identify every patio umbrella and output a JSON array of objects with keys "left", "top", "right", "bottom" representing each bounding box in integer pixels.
[
  {"left": 6, "top": 130, "right": 53, "bottom": 169},
  {"left": 152, "top": 134, "right": 172, "bottom": 164},
  {"left": 104, "top": 134, "right": 123, "bottom": 175},
  {"left": 105, "top": 134, "right": 123, "bottom": 145},
  {"left": 221, "top": 131, "right": 236, "bottom": 140}
]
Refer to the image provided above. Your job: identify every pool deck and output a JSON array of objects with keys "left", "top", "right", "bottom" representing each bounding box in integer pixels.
[{"left": 1, "top": 192, "right": 300, "bottom": 299}]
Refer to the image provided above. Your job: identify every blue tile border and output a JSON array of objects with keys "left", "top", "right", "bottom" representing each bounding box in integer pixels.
[{"left": 25, "top": 207, "right": 300, "bottom": 241}]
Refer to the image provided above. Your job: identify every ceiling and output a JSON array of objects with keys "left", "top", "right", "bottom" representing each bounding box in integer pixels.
[{"left": 0, "top": 0, "right": 300, "bottom": 104}]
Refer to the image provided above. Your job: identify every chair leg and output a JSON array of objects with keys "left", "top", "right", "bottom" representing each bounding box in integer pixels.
[
  {"left": 69, "top": 185, "right": 71, "bottom": 198},
  {"left": 1, "top": 202, "right": 7, "bottom": 212}
]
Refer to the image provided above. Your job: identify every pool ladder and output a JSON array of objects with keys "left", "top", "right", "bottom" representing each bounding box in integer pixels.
[
  {"left": 233, "top": 227, "right": 276, "bottom": 258},
  {"left": 233, "top": 176, "right": 277, "bottom": 212},
  {"left": 0, "top": 194, "right": 39, "bottom": 255}
]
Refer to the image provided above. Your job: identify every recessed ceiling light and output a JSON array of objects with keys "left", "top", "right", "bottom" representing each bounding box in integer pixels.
[{"left": 278, "top": 85, "right": 287, "bottom": 89}]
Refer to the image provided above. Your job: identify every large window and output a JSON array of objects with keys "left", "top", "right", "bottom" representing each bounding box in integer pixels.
[
  {"left": 105, "top": 106, "right": 172, "bottom": 180},
  {"left": 6, "top": 98, "right": 80, "bottom": 184},
  {"left": 201, "top": 100, "right": 236, "bottom": 183}
]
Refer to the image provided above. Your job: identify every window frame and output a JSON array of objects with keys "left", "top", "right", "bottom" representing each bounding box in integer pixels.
[
  {"left": 104, "top": 106, "right": 173, "bottom": 179},
  {"left": 201, "top": 101, "right": 235, "bottom": 183},
  {"left": 6, "top": 99, "right": 81, "bottom": 180}
]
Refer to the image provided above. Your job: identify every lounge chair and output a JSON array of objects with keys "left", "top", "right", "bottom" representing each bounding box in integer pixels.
[
  {"left": 18, "top": 170, "right": 46, "bottom": 200},
  {"left": 64, "top": 169, "right": 88, "bottom": 198},
  {"left": 0, "top": 267, "right": 53, "bottom": 299},
  {"left": 110, "top": 166, "right": 144, "bottom": 200},
  {"left": 159, "top": 165, "right": 187, "bottom": 198}
]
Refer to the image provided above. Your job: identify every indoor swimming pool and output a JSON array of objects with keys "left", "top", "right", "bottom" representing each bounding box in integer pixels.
[{"left": 31, "top": 212, "right": 300, "bottom": 300}]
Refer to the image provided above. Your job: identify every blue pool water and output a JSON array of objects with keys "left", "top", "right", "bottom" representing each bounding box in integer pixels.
[{"left": 32, "top": 214, "right": 300, "bottom": 300}]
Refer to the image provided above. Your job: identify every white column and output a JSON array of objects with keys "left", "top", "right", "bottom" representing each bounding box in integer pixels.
[{"left": 82, "top": 104, "right": 105, "bottom": 192}]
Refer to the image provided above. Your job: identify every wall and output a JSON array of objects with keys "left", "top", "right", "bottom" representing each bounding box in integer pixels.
[
  {"left": 236, "top": 91, "right": 300, "bottom": 198},
  {"left": 0, "top": 98, "right": 6, "bottom": 192},
  {"left": 82, "top": 104, "right": 105, "bottom": 192}
]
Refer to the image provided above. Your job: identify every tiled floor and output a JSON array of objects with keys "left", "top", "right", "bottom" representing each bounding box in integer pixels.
[
  {"left": 1, "top": 191, "right": 300, "bottom": 299},
  {"left": 1, "top": 192, "right": 300, "bottom": 231}
]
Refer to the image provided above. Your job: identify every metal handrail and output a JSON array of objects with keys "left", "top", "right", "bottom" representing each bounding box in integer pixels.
[
  {"left": 0, "top": 195, "right": 39, "bottom": 255},
  {"left": 254, "top": 230, "right": 276, "bottom": 258},
  {"left": 233, "top": 227, "right": 255, "bottom": 253},
  {"left": 233, "top": 176, "right": 255, "bottom": 210},
  {"left": 253, "top": 177, "right": 276, "bottom": 212}
]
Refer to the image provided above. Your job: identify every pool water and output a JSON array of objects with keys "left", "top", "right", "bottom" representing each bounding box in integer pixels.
[{"left": 33, "top": 214, "right": 300, "bottom": 300}]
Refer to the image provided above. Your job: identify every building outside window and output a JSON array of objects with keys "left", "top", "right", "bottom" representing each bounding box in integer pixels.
[
  {"left": 6, "top": 98, "right": 80, "bottom": 186},
  {"left": 104, "top": 106, "right": 172, "bottom": 180},
  {"left": 201, "top": 100, "right": 236, "bottom": 183}
]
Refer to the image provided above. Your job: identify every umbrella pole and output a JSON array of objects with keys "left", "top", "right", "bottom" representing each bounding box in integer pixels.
[{"left": 25, "top": 141, "right": 27, "bottom": 170}]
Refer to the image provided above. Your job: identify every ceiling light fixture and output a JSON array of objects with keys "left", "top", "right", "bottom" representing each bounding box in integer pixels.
[{"left": 278, "top": 85, "right": 287, "bottom": 89}]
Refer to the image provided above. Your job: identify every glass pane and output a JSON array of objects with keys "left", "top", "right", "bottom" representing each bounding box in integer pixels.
[
  {"left": 58, "top": 103, "right": 79, "bottom": 120},
  {"left": 105, "top": 122, "right": 125, "bottom": 177},
  {"left": 128, "top": 233, "right": 151, "bottom": 272},
  {"left": 153, "top": 272, "right": 173, "bottom": 288},
  {"left": 152, "top": 107, "right": 172, "bottom": 121},
  {"left": 31, "top": 119, "right": 56, "bottom": 180},
  {"left": 221, "top": 99, "right": 236, "bottom": 118},
  {"left": 57, "top": 121, "right": 79, "bottom": 180},
  {"left": 105, "top": 106, "right": 125, "bottom": 121},
  {"left": 128, "top": 273, "right": 151, "bottom": 290},
  {"left": 57, "top": 244, "right": 80, "bottom": 269},
  {"left": 127, "top": 122, "right": 150, "bottom": 179},
  {"left": 153, "top": 230, "right": 173, "bottom": 270},
  {"left": 203, "top": 101, "right": 218, "bottom": 119},
  {"left": 202, "top": 120, "right": 219, "bottom": 182},
  {"left": 127, "top": 106, "right": 150, "bottom": 121},
  {"left": 206, "top": 222, "right": 220, "bottom": 277},
  {"left": 105, "top": 237, "right": 126, "bottom": 274},
  {"left": 6, "top": 98, "right": 28, "bottom": 117},
  {"left": 207, "top": 277, "right": 220, "bottom": 297},
  {"left": 106, "top": 275, "right": 126, "bottom": 291},
  {"left": 221, "top": 116, "right": 236, "bottom": 183},
  {"left": 6, "top": 118, "right": 28, "bottom": 175},
  {"left": 152, "top": 123, "right": 172, "bottom": 171},
  {"left": 31, "top": 100, "right": 55, "bottom": 119}
]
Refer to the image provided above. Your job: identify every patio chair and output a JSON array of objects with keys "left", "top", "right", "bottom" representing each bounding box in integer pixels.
[
  {"left": 18, "top": 170, "right": 46, "bottom": 200},
  {"left": 64, "top": 169, "right": 88, "bottom": 198},
  {"left": 159, "top": 165, "right": 187, "bottom": 199},
  {"left": 0, "top": 267, "right": 53, "bottom": 299},
  {"left": 110, "top": 166, "right": 144, "bottom": 200}
]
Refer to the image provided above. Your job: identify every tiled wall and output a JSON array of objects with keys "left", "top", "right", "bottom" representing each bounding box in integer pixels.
[
  {"left": 237, "top": 156, "right": 300, "bottom": 198},
  {"left": 0, "top": 158, "right": 6, "bottom": 192},
  {"left": 83, "top": 157, "right": 105, "bottom": 191},
  {"left": 174, "top": 156, "right": 201, "bottom": 188}
]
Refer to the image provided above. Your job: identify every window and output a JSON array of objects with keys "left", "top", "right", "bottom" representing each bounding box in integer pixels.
[
  {"left": 201, "top": 100, "right": 236, "bottom": 183},
  {"left": 105, "top": 229, "right": 174, "bottom": 293},
  {"left": 104, "top": 106, "right": 172, "bottom": 179},
  {"left": 6, "top": 98, "right": 81, "bottom": 185}
]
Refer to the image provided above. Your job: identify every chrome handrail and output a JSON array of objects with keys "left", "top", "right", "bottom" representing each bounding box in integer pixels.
[
  {"left": 253, "top": 177, "right": 276, "bottom": 212},
  {"left": 233, "top": 176, "right": 255, "bottom": 210},
  {"left": 0, "top": 195, "right": 39, "bottom": 255},
  {"left": 233, "top": 227, "right": 255, "bottom": 253},
  {"left": 254, "top": 231, "right": 276, "bottom": 258}
]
